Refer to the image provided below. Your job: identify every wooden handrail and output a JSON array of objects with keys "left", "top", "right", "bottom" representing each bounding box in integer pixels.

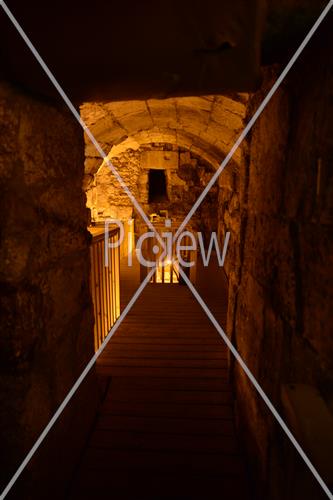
[
  {"left": 89, "top": 226, "right": 121, "bottom": 351},
  {"left": 89, "top": 224, "right": 120, "bottom": 242}
]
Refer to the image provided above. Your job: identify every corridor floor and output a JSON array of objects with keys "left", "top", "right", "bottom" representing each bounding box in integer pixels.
[{"left": 69, "top": 260, "right": 250, "bottom": 499}]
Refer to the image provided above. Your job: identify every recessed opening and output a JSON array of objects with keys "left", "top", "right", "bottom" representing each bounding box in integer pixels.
[{"left": 148, "top": 169, "right": 168, "bottom": 203}]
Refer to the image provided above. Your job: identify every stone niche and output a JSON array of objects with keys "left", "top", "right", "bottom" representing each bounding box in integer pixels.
[
  {"left": 141, "top": 150, "right": 178, "bottom": 170},
  {"left": 139, "top": 150, "right": 185, "bottom": 206}
]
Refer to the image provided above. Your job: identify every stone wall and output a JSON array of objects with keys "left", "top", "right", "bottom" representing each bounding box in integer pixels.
[
  {"left": 218, "top": 20, "right": 333, "bottom": 499},
  {"left": 86, "top": 144, "right": 218, "bottom": 240},
  {"left": 0, "top": 82, "right": 97, "bottom": 498}
]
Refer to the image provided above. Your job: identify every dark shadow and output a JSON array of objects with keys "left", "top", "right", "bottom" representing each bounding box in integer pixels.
[{"left": 148, "top": 170, "right": 168, "bottom": 203}]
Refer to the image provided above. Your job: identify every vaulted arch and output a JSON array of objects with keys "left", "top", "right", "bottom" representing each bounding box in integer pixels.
[{"left": 81, "top": 94, "right": 248, "bottom": 183}]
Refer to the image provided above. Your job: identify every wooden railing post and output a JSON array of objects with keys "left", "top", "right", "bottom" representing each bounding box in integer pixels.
[{"left": 89, "top": 226, "right": 121, "bottom": 351}]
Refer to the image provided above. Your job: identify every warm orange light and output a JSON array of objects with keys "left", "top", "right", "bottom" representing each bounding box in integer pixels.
[{"left": 154, "top": 258, "right": 179, "bottom": 284}]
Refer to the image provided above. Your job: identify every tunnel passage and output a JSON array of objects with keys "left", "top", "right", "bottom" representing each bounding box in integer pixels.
[
  {"left": 68, "top": 262, "right": 242, "bottom": 500},
  {"left": 79, "top": 39, "right": 333, "bottom": 496},
  {"left": 0, "top": 4, "right": 333, "bottom": 500}
]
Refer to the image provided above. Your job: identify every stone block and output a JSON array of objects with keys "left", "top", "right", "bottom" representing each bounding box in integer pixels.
[{"left": 141, "top": 150, "right": 178, "bottom": 170}]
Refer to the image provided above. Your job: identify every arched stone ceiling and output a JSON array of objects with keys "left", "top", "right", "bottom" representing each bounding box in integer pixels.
[{"left": 80, "top": 94, "right": 248, "bottom": 180}]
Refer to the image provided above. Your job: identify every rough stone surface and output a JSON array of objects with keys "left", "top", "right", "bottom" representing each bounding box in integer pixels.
[
  {"left": 80, "top": 94, "right": 248, "bottom": 174},
  {"left": 0, "top": 2, "right": 263, "bottom": 101},
  {"left": 0, "top": 82, "right": 96, "bottom": 497},
  {"left": 86, "top": 144, "right": 220, "bottom": 240},
  {"left": 82, "top": 94, "right": 248, "bottom": 246},
  {"left": 219, "top": 23, "right": 333, "bottom": 499}
]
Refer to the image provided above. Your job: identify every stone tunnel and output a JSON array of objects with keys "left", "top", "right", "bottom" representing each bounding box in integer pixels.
[{"left": 0, "top": 1, "right": 333, "bottom": 499}]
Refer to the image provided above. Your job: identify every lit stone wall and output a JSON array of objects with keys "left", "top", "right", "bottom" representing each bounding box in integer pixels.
[
  {"left": 80, "top": 95, "right": 248, "bottom": 177},
  {"left": 0, "top": 82, "right": 97, "bottom": 497},
  {"left": 219, "top": 23, "right": 333, "bottom": 499},
  {"left": 81, "top": 94, "right": 248, "bottom": 242},
  {"left": 85, "top": 144, "right": 219, "bottom": 240}
]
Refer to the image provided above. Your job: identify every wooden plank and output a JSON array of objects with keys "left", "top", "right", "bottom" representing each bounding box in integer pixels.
[
  {"left": 109, "top": 376, "right": 230, "bottom": 392},
  {"left": 98, "top": 357, "right": 227, "bottom": 369},
  {"left": 79, "top": 448, "right": 245, "bottom": 475},
  {"left": 108, "top": 337, "right": 224, "bottom": 345},
  {"left": 112, "top": 330, "right": 222, "bottom": 339},
  {"left": 71, "top": 470, "right": 248, "bottom": 500},
  {"left": 95, "top": 415, "right": 236, "bottom": 435},
  {"left": 105, "top": 237, "right": 112, "bottom": 332},
  {"left": 104, "top": 387, "right": 232, "bottom": 405},
  {"left": 100, "top": 401, "right": 233, "bottom": 419},
  {"left": 106, "top": 343, "right": 227, "bottom": 353},
  {"left": 97, "top": 366, "right": 228, "bottom": 378},
  {"left": 115, "top": 242, "right": 120, "bottom": 316},
  {"left": 100, "top": 244, "right": 107, "bottom": 344},
  {"left": 110, "top": 234, "right": 116, "bottom": 324},
  {"left": 119, "top": 321, "right": 217, "bottom": 326},
  {"left": 89, "top": 429, "right": 238, "bottom": 453}
]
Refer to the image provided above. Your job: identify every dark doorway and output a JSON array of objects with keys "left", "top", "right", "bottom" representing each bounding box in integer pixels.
[{"left": 148, "top": 169, "right": 168, "bottom": 203}]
